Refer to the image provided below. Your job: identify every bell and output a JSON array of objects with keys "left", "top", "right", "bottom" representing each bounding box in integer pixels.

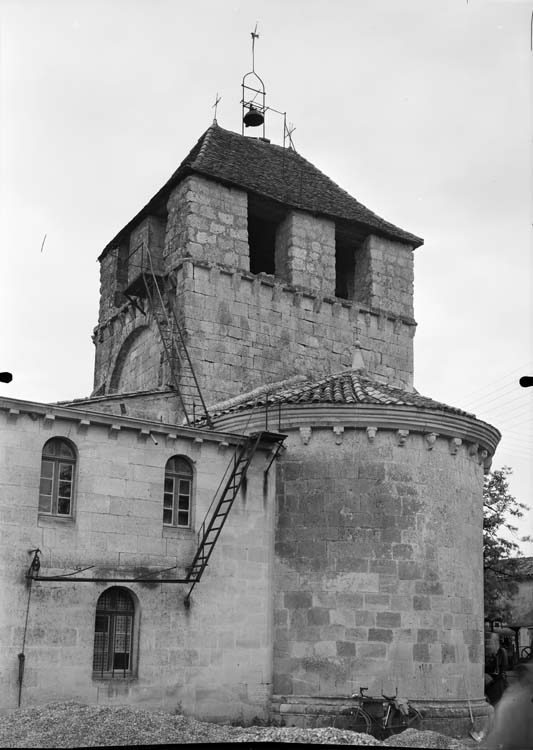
[{"left": 243, "top": 105, "right": 264, "bottom": 127}]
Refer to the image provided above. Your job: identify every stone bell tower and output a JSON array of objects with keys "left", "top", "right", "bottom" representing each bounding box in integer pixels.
[{"left": 90, "top": 124, "right": 422, "bottom": 423}]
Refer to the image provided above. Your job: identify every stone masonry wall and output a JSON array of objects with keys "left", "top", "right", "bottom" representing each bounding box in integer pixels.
[
  {"left": 164, "top": 176, "right": 249, "bottom": 272},
  {"left": 109, "top": 325, "right": 162, "bottom": 393},
  {"left": 128, "top": 216, "right": 166, "bottom": 284},
  {"left": 354, "top": 235, "right": 414, "bottom": 319},
  {"left": 91, "top": 258, "right": 414, "bottom": 412},
  {"left": 275, "top": 211, "right": 336, "bottom": 296},
  {"left": 92, "top": 304, "right": 154, "bottom": 397},
  {"left": 97, "top": 250, "right": 121, "bottom": 326},
  {"left": 179, "top": 261, "right": 415, "bottom": 404},
  {"left": 63, "top": 391, "right": 180, "bottom": 424},
  {"left": 93, "top": 173, "right": 417, "bottom": 408},
  {"left": 273, "top": 426, "right": 485, "bottom": 705},
  {"left": 0, "top": 404, "right": 275, "bottom": 719}
]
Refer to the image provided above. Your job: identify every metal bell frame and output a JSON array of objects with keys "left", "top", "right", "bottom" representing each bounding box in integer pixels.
[{"left": 241, "top": 70, "right": 266, "bottom": 136}]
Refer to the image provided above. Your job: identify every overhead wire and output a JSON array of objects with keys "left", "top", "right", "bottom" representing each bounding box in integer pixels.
[
  {"left": 476, "top": 398, "right": 533, "bottom": 414},
  {"left": 454, "top": 363, "right": 533, "bottom": 404},
  {"left": 463, "top": 385, "right": 532, "bottom": 411}
]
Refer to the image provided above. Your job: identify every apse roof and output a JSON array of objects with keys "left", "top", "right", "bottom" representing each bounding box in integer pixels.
[
  {"left": 197, "top": 369, "right": 475, "bottom": 424},
  {"left": 100, "top": 124, "right": 423, "bottom": 258}
]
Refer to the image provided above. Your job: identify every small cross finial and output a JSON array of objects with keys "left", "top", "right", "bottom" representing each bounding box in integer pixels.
[
  {"left": 212, "top": 92, "right": 221, "bottom": 123},
  {"left": 285, "top": 121, "right": 296, "bottom": 149}
]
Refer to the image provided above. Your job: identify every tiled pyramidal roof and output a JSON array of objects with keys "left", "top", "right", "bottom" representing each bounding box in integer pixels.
[
  {"left": 102, "top": 124, "right": 423, "bottom": 255},
  {"left": 201, "top": 370, "right": 474, "bottom": 423}
]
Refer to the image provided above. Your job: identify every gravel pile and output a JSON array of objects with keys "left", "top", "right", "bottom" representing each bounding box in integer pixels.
[
  {"left": 382, "top": 729, "right": 468, "bottom": 749},
  {"left": 0, "top": 702, "right": 469, "bottom": 748}
]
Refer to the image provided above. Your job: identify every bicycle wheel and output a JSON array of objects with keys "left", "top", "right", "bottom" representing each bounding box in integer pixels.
[
  {"left": 384, "top": 706, "right": 422, "bottom": 736},
  {"left": 333, "top": 707, "right": 372, "bottom": 734}
]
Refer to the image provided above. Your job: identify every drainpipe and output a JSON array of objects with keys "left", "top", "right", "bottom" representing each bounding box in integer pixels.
[{"left": 18, "top": 550, "right": 40, "bottom": 706}]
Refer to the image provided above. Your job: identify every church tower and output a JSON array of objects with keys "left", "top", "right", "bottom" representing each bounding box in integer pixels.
[{"left": 91, "top": 124, "right": 422, "bottom": 424}]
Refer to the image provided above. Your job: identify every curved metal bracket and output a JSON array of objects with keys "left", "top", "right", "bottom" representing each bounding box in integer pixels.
[{"left": 241, "top": 70, "right": 266, "bottom": 137}]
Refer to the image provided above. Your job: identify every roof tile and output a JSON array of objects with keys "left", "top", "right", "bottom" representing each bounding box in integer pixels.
[
  {"left": 199, "top": 369, "right": 476, "bottom": 423},
  {"left": 102, "top": 124, "right": 423, "bottom": 256}
]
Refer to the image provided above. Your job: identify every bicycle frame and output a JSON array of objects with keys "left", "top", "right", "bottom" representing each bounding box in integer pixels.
[
  {"left": 350, "top": 686, "right": 421, "bottom": 738},
  {"left": 381, "top": 700, "right": 394, "bottom": 730}
]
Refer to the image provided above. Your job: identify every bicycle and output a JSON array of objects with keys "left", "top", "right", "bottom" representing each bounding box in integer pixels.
[{"left": 333, "top": 687, "right": 422, "bottom": 738}]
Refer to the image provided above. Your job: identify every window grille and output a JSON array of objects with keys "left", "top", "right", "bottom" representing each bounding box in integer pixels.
[{"left": 92, "top": 587, "right": 134, "bottom": 679}]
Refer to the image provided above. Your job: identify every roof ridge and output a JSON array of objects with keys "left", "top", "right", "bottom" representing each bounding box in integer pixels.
[{"left": 193, "top": 123, "right": 219, "bottom": 169}]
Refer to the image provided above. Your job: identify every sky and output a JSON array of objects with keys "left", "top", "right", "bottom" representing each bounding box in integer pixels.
[{"left": 2, "top": 0, "right": 532, "bottom": 552}]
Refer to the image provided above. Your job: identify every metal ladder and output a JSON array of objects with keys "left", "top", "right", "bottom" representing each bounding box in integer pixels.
[
  {"left": 184, "top": 431, "right": 286, "bottom": 605},
  {"left": 139, "top": 246, "right": 213, "bottom": 428}
]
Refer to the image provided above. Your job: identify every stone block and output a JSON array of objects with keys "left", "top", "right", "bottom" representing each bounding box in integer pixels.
[
  {"left": 398, "top": 561, "right": 422, "bottom": 580},
  {"left": 369, "top": 559, "right": 397, "bottom": 575},
  {"left": 417, "top": 629, "right": 438, "bottom": 644},
  {"left": 354, "top": 611, "right": 375, "bottom": 627},
  {"left": 392, "top": 544, "right": 414, "bottom": 559},
  {"left": 364, "top": 593, "right": 391, "bottom": 608},
  {"left": 376, "top": 611, "right": 402, "bottom": 628},
  {"left": 284, "top": 591, "right": 312, "bottom": 609},
  {"left": 336, "top": 640, "right": 356, "bottom": 656},
  {"left": 368, "top": 628, "right": 393, "bottom": 643},
  {"left": 345, "top": 627, "right": 369, "bottom": 641},
  {"left": 336, "top": 592, "right": 364, "bottom": 609},
  {"left": 441, "top": 644, "right": 456, "bottom": 663},
  {"left": 273, "top": 674, "right": 293, "bottom": 694},
  {"left": 388, "top": 643, "right": 412, "bottom": 662},
  {"left": 307, "top": 608, "right": 330, "bottom": 626},
  {"left": 468, "top": 645, "right": 483, "bottom": 663},
  {"left": 413, "top": 595, "right": 431, "bottom": 611},
  {"left": 415, "top": 580, "right": 443, "bottom": 595}
]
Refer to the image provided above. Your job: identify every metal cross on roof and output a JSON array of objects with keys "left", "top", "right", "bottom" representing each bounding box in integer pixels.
[
  {"left": 285, "top": 121, "right": 296, "bottom": 150},
  {"left": 212, "top": 92, "right": 221, "bottom": 122}
]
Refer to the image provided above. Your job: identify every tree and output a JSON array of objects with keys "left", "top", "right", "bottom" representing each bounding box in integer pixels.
[{"left": 483, "top": 466, "right": 531, "bottom": 622}]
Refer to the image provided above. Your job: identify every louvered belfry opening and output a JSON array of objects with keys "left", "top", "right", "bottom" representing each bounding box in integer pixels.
[{"left": 92, "top": 587, "right": 134, "bottom": 679}]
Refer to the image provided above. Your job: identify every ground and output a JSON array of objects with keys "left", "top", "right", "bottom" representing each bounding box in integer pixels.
[{"left": 0, "top": 702, "right": 477, "bottom": 748}]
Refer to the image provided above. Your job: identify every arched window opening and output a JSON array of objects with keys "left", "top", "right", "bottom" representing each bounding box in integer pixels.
[
  {"left": 164, "top": 456, "right": 193, "bottom": 528},
  {"left": 92, "top": 587, "right": 134, "bottom": 678},
  {"left": 38, "top": 437, "right": 76, "bottom": 517}
]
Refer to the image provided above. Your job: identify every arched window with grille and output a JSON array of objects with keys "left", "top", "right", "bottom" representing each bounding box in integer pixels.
[
  {"left": 38, "top": 437, "right": 77, "bottom": 517},
  {"left": 92, "top": 587, "right": 135, "bottom": 678},
  {"left": 163, "top": 456, "right": 193, "bottom": 528}
]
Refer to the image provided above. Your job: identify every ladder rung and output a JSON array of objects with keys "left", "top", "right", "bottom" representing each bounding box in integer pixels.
[{"left": 183, "top": 438, "right": 264, "bottom": 593}]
